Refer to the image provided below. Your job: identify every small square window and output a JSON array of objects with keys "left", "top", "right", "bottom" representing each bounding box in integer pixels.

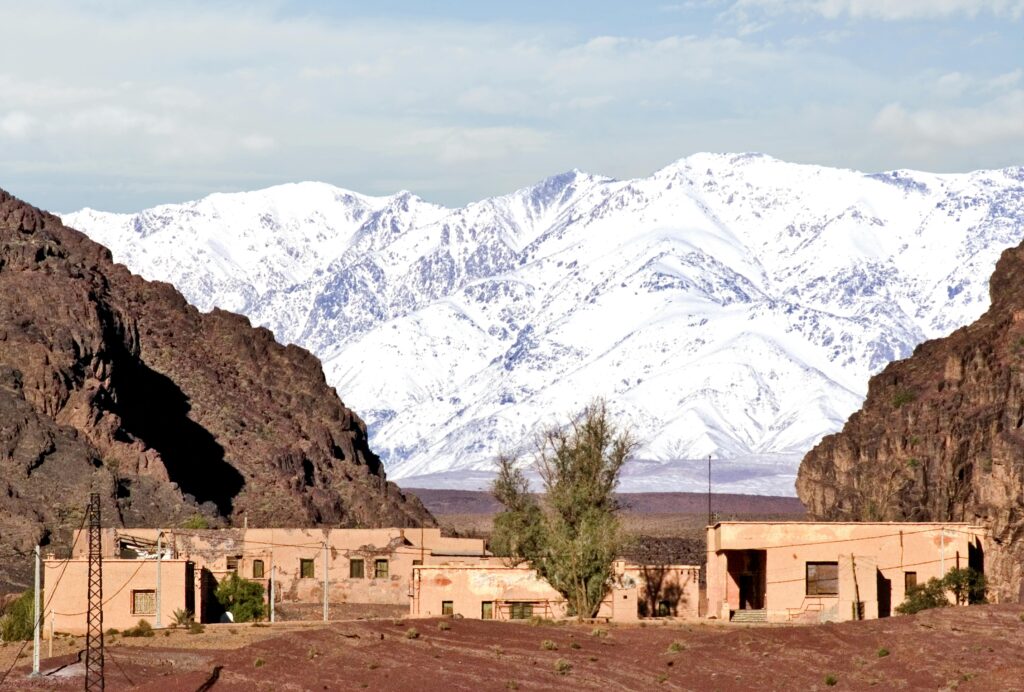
[
  {"left": 300, "top": 558, "right": 315, "bottom": 579},
  {"left": 350, "top": 558, "right": 365, "bottom": 579},
  {"left": 226, "top": 555, "right": 241, "bottom": 572},
  {"left": 252, "top": 559, "right": 264, "bottom": 579},
  {"left": 806, "top": 562, "right": 839, "bottom": 596},
  {"left": 905, "top": 571, "right": 917, "bottom": 592},
  {"left": 132, "top": 590, "right": 156, "bottom": 615},
  {"left": 442, "top": 600, "right": 454, "bottom": 616},
  {"left": 374, "top": 559, "right": 389, "bottom": 579},
  {"left": 481, "top": 601, "right": 493, "bottom": 620},
  {"left": 412, "top": 560, "right": 422, "bottom": 566}
]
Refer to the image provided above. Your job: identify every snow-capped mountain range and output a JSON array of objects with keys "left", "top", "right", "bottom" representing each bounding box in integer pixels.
[{"left": 62, "top": 153, "right": 1024, "bottom": 495}]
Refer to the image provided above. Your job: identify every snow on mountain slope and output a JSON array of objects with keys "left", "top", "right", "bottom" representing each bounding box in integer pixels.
[{"left": 61, "top": 154, "right": 1024, "bottom": 495}]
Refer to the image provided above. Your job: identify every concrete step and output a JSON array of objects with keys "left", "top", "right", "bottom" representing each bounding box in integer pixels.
[{"left": 730, "top": 609, "right": 767, "bottom": 623}]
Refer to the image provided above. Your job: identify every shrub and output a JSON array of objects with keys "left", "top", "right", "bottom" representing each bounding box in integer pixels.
[
  {"left": 667, "top": 641, "right": 683, "bottom": 653},
  {"left": 943, "top": 568, "right": 986, "bottom": 605},
  {"left": 506, "top": 682, "right": 519, "bottom": 690},
  {"left": 171, "top": 608, "right": 194, "bottom": 628},
  {"left": 896, "top": 568, "right": 986, "bottom": 615},
  {"left": 554, "top": 659, "right": 572, "bottom": 675},
  {"left": 570, "top": 641, "right": 581, "bottom": 650},
  {"left": 254, "top": 657, "right": 265, "bottom": 668},
  {"left": 541, "top": 639, "right": 558, "bottom": 651},
  {"left": 188, "top": 621, "right": 205, "bottom": 635},
  {"left": 877, "top": 647, "right": 889, "bottom": 657},
  {"left": 405, "top": 627, "right": 420, "bottom": 640},
  {"left": 123, "top": 619, "right": 154, "bottom": 637},
  {"left": 590, "top": 627, "right": 608, "bottom": 638},
  {"left": 215, "top": 573, "right": 265, "bottom": 623},
  {"left": 182, "top": 514, "right": 210, "bottom": 529},
  {"left": 437, "top": 621, "right": 451, "bottom": 631},
  {"left": 892, "top": 389, "right": 916, "bottom": 408},
  {"left": 0, "top": 590, "right": 35, "bottom": 642},
  {"left": 825, "top": 674, "right": 837, "bottom": 686}
]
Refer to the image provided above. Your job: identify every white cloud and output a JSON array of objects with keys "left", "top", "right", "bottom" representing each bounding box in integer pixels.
[
  {"left": 873, "top": 91, "right": 1024, "bottom": 149},
  {"left": 733, "top": 0, "right": 1024, "bottom": 19},
  {"left": 0, "top": 111, "right": 34, "bottom": 138}
]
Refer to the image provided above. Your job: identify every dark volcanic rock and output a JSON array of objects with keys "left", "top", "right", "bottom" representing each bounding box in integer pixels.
[
  {"left": 797, "top": 241, "right": 1024, "bottom": 602},
  {"left": 0, "top": 189, "right": 433, "bottom": 591}
]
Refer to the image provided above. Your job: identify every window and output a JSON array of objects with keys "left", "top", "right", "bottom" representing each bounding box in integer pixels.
[
  {"left": 806, "top": 562, "right": 839, "bottom": 596},
  {"left": 300, "top": 558, "right": 315, "bottom": 579},
  {"left": 442, "top": 601, "right": 454, "bottom": 616},
  {"left": 481, "top": 602, "right": 493, "bottom": 620},
  {"left": 226, "top": 555, "right": 241, "bottom": 572},
  {"left": 132, "top": 590, "right": 156, "bottom": 615},
  {"left": 252, "top": 560, "right": 264, "bottom": 579},
  {"left": 509, "top": 602, "right": 533, "bottom": 620},
  {"left": 374, "top": 559, "right": 389, "bottom": 579},
  {"left": 412, "top": 560, "right": 422, "bottom": 566},
  {"left": 905, "top": 571, "right": 917, "bottom": 592},
  {"left": 350, "top": 558, "right": 365, "bottom": 579}
]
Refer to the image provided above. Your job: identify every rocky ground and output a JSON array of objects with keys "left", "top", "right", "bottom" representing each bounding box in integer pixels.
[{"left": 2, "top": 604, "right": 1022, "bottom": 690}]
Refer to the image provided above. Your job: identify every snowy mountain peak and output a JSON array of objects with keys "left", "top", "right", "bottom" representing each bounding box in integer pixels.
[{"left": 62, "top": 155, "right": 1024, "bottom": 495}]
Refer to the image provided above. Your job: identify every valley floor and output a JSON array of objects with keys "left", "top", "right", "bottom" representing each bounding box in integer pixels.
[{"left": 4, "top": 604, "right": 1023, "bottom": 690}]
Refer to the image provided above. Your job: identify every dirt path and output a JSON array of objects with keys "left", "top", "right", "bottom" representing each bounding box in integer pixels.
[{"left": 3, "top": 604, "right": 1023, "bottom": 690}]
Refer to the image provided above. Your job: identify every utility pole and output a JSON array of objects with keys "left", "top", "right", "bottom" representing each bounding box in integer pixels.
[
  {"left": 707, "top": 455, "right": 712, "bottom": 526},
  {"left": 31, "top": 544, "right": 40, "bottom": 676},
  {"left": 155, "top": 532, "right": 163, "bottom": 628},
  {"left": 322, "top": 540, "right": 329, "bottom": 623},
  {"left": 270, "top": 564, "right": 275, "bottom": 624},
  {"left": 85, "top": 493, "right": 104, "bottom": 691}
]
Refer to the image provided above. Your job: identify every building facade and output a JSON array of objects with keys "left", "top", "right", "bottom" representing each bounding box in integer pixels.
[
  {"left": 409, "top": 559, "right": 700, "bottom": 622},
  {"left": 706, "top": 521, "right": 987, "bottom": 623}
]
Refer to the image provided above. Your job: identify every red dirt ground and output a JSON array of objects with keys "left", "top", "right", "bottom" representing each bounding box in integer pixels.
[{"left": 4, "top": 604, "right": 1024, "bottom": 690}]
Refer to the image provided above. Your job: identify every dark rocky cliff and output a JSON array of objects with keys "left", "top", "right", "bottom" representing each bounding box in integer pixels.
[
  {"left": 0, "top": 189, "right": 434, "bottom": 592},
  {"left": 798, "top": 241, "right": 1024, "bottom": 602}
]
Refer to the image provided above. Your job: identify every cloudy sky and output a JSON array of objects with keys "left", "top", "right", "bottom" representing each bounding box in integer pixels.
[{"left": 1, "top": 0, "right": 1022, "bottom": 212}]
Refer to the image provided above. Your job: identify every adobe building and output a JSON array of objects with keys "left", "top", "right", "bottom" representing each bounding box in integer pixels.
[
  {"left": 706, "top": 521, "right": 987, "bottom": 623},
  {"left": 409, "top": 559, "right": 700, "bottom": 622},
  {"left": 45, "top": 526, "right": 488, "bottom": 635}
]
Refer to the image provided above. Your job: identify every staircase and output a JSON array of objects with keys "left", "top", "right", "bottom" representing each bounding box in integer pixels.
[{"left": 730, "top": 609, "right": 767, "bottom": 623}]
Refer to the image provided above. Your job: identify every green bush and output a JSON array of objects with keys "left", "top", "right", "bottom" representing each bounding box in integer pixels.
[
  {"left": 215, "top": 573, "right": 265, "bottom": 623},
  {"left": 171, "top": 608, "right": 194, "bottom": 628},
  {"left": 896, "top": 568, "right": 986, "bottom": 615},
  {"left": 123, "top": 619, "right": 154, "bottom": 637},
  {"left": 0, "top": 590, "right": 36, "bottom": 641},
  {"left": 182, "top": 514, "right": 210, "bottom": 529}
]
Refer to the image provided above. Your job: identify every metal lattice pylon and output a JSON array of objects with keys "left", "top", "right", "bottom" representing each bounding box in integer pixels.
[{"left": 85, "top": 493, "right": 104, "bottom": 691}]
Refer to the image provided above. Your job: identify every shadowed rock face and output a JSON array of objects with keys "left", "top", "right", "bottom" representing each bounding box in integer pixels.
[
  {"left": 797, "top": 241, "right": 1024, "bottom": 602},
  {"left": 0, "top": 189, "right": 434, "bottom": 592}
]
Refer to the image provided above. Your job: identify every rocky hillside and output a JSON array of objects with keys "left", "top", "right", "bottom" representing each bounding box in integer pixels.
[
  {"left": 797, "top": 240, "right": 1024, "bottom": 602},
  {"left": 0, "top": 189, "right": 433, "bottom": 592}
]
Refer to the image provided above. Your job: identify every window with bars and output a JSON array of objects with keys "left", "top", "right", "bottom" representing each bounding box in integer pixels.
[
  {"left": 806, "top": 562, "right": 839, "bottom": 596},
  {"left": 374, "top": 559, "right": 389, "bottom": 579},
  {"left": 252, "top": 559, "right": 264, "bottom": 579},
  {"left": 132, "top": 590, "right": 156, "bottom": 615},
  {"left": 300, "top": 558, "right": 315, "bottom": 579},
  {"left": 509, "top": 602, "right": 534, "bottom": 620},
  {"left": 350, "top": 558, "right": 365, "bottom": 579}
]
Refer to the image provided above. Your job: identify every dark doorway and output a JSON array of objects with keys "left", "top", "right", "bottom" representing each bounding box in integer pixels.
[
  {"left": 728, "top": 550, "right": 766, "bottom": 610},
  {"left": 876, "top": 570, "right": 891, "bottom": 618}
]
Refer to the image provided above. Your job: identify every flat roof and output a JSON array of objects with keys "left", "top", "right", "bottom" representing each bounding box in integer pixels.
[{"left": 710, "top": 521, "right": 983, "bottom": 529}]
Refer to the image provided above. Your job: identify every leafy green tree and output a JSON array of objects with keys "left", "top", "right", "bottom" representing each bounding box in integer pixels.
[
  {"left": 942, "top": 567, "right": 986, "bottom": 605},
  {"left": 215, "top": 573, "right": 265, "bottom": 622},
  {"left": 490, "top": 400, "right": 635, "bottom": 619},
  {"left": 489, "top": 453, "right": 544, "bottom": 566}
]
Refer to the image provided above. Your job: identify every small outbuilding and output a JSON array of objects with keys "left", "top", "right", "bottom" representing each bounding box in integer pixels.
[{"left": 706, "top": 521, "right": 986, "bottom": 623}]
